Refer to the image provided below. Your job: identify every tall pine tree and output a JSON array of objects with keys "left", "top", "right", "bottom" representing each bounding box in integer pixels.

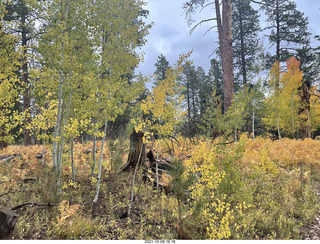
[
  {"left": 262, "top": 0, "right": 310, "bottom": 65},
  {"left": 232, "top": 0, "right": 260, "bottom": 86},
  {"left": 154, "top": 54, "right": 171, "bottom": 86}
]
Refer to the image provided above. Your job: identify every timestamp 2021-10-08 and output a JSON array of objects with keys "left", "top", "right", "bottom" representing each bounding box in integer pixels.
[{"left": 144, "top": 240, "right": 176, "bottom": 244}]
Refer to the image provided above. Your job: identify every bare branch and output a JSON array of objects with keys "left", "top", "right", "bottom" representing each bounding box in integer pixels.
[
  {"left": 310, "top": 93, "right": 320, "bottom": 99},
  {"left": 207, "top": 46, "right": 219, "bottom": 59},
  {"left": 190, "top": 18, "right": 216, "bottom": 35},
  {"left": 203, "top": 26, "right": 217, "bottom": 36},
  {"left": 250, "top": 0, "right": 268, "bottom": 6},
  {"left": 200, "top": 2, "right": 215, "bottom": 12},
  {"left": 10, "top": 202, "right": 58, "bottom": 211}
]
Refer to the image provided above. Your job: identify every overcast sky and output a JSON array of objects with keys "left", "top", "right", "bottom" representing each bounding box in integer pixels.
[{"left": 135, "top": 0, "right": 320, "bottom": 77}]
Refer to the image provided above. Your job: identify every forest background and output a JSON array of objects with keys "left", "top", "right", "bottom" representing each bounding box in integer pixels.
[{"left": 1, "top": 0, "right": 320, "bottom": 240}]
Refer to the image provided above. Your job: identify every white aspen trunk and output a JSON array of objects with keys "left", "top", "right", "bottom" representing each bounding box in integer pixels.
[
  {"left": 277, "top": 111, "right": 281, "bottom": 139},
  {"left": 128, "top": 142, "right": 145, "bottom": 217},
  {"left": 207, "top": 111, "right": 212, "bottom": 145},
  {"left": 53, "top": 72, "right": 63, "bottom": 170},
  {"left": 252, "top": 110, "right": 255, "bottom": 140},
  {"left": 57, "top": 92, "right": 72, "bottom": 192},
  {"left": 291, "top": 94, "right": 295, "bottom": 138},
  {"left": 71, "top": 136, "right": 75, "bottom": 182},
  {"left": 41, "top": 139, "right": 45, "bottom": 166},
  {"left": 234, "top": 105, "right": 237, "bottom": 142},
  {"left": 91, "top": 118, "right": 97, "bottom": 177},
  {"left": 93, "top": 113, "right": 108, "bottom": 204},
  {"left": 156, "top": 122, "right": 161, "bottom": 189},
  {"left": 56, "top": 100, "right": 65, "bottom": 194}
]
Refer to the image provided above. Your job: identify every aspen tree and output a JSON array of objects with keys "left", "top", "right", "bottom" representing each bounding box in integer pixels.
[
  {"left": 91, "top": 0, "right": 150, "bottom": 203},
  {"left": 138, "top": 53, "right": 191, "bottom": 187},
  {"left": 263, "top": 58, "right": 304, "bottom": 138},
  {"left": 0, "top": 4, "right": 21, "bottom": 147},
  {"left": 37, "top": 0, "right": 97, "bottom": 192}
]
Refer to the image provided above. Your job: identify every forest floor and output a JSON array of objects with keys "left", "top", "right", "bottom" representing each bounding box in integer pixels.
[
  {"left": 301, "top": 182, "right": 320, "bottom": 240},
  {"left": 1, "top": 136, "right": 320, "bottom": 240}
]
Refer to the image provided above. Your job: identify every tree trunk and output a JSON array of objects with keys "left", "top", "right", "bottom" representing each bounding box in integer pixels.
[
  {"left": 276, "top": 0, "right": 280, "bottom": 62},
  {"left": 0, "top": 210, "right": 19, "bottom": 240},
  {"left": 22, "top": 15, "right": 32, "bottom": 146},
  {"left": 222, "top": 0, "right": 234, "bottom": 112},
  {"left": 216, "top": 0, "right": 234, "bottom": 112},
  {"left": 239, "top": 6, "right": 247, "bottom": 86},
  {"left": 91, "top": 118, "right": 97, "bottom": 177},
  {"left": 252, "top": 110, "right": 255, "bottom": 139},
  {"left": 93, "top": 114, "right": 108, "bottom": 204},
  {"left": 53, "top": 71, "right": 64, "bottom": 170},
  {"left": 277, "top": 111, "right": 281, "bottom": 139},
  {"left": 0, "top": 131, "right": 8, "bottom": 149},
  {"left": 70, "top": 136, "right": 75, "bottom": 181},
  {"left": 121, "top": 130, "right": 146, "bottom": 171},
  {"left": 299, "top": 81, "right": 311, "bottom": 139},
  {"left": 187, "top": 78, "right": 191, "bottom": 136},
  {"left": 128, "top": 142, "right": 145, "bottom": 217}
]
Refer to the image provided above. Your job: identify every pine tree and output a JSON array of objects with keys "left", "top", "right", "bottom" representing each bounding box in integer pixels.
[
  {"left": 208, "top": 58, "right": 224, "bottom": 110},
  {"left": 232, "top": 0, "right": 260, "bottom": 86},
  {"left": 154, "top": 54, "right": 171, "bottom": 86},
  {"left": 3, "top": 0, "right": 46, "bottom": 145},
  {"left": 183, "top": 0, "right": 234, "bottom": 112},
  {"left": 196, "top": 66, "right": 209, "bottom": 118},
  {"left": 262, "top": 0, "right": 310, "bottom": 65},
  {"left": 180, "top": 62, "right": 198, "bottom": 136}
]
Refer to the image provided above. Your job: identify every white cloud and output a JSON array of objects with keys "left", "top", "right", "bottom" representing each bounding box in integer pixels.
[{"left": 136, "top": 0, "right": 320, "bottom": 77}]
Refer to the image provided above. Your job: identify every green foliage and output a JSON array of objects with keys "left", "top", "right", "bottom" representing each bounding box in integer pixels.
[
  {"left": 232, "top": 0, "right": 261, "bottom": 86},
  {"left": 198, "top": 88, "right": 223, "bottom": 139},
  {"left": 135, "top": 53, "right": 191, "bottom": 142},
  {"left": 224, "top": 86, "right": 252, "bottom": 140},
  {"left": 107, "top": 136, "right": 128, "bottom": 173},
  {"left": 0, "top": 16, "right": 22, "bottom": 144},
  {"left": 262, "top": 0, "right": 310, "bottom": 64},
  {"left": 154, "top": 54, "right": 171, "bottom": 86}
]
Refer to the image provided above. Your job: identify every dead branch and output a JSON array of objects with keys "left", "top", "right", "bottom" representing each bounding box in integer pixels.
[
  {"left": 190, "top": 18, "right": 216, "bottom": 35},
  {"left": 0, "top": 189, "right": 24, "bottom": 198},
  {"left": 10, "top": 202, "right": 58, "bottom": 211}
]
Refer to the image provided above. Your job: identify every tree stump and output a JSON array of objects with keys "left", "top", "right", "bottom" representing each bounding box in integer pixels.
[
  {"left": 121, "top": 130, "right": 146, "bottom": 171},
  {"left": 0, "top": 210, "right": 19, "bottom": 240},
  {"left": 0, "top": 131, "right": 8, "bottom": 149}
]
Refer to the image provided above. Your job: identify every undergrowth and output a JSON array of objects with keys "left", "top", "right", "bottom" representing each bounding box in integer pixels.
[{"left": 0, "top": 135, "right": 319, "bottom": 239}]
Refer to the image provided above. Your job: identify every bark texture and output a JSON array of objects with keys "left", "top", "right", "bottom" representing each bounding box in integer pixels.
[
  {"left": 299, "top": 81, "right": 311, "bottom": 138},
  {"left": 216, "top": 0, "right": 234, "bottom": 112},
  {"left": 121, "top": 130, "right": 146, "bottom": 171},
  {"left": 0, "top": 210, "right": 19, "bottom": 240}
]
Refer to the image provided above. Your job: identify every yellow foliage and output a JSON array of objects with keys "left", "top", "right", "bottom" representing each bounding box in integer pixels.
[
  {"left": 239, "top": 136, "right": 320, "bottom": 169},
  {"left": 134, "top": 52, "right": 191, "bottom": 143},
  {"left": 310, "top": 86, "right": 320, "bottom": 132},
  {"left": 263, "top": 58, "right": 305, "bottom": 137},
  {"left": 184, "top": 140, "right": 233, "bottom": 239}
]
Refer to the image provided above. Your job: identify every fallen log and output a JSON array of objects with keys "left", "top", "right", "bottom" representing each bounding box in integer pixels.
[
  {"left": 22, "top": 177, "right": 38, "bottom": 183},
  {"left": 34, "top": 153, "right": 43, "bottom": 159},
  {"left": 1, "top": 154, "right": 23, "bottom": 163},
  {"left": 1, "top": 156, "right": 14, "bottom": 163},
  {"left": 0, "top": 155, "right": 10, "bottom": 160},
  {"left": 0, "top": 210, "right": 19, "bottom": 240},
  {"left": 10, "top": 202, "right": 58, "bottom": 211}
]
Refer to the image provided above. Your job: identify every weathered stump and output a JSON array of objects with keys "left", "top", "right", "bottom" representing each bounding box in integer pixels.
[
  {"left": 0, "top": 131, "right": 8, "bottom": 149},
  {"left": 121, "top": 130, "right": 146, "bottom": 171},
  {"left": 0, "top": 210, "right": 19, "bottom": 240}
]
